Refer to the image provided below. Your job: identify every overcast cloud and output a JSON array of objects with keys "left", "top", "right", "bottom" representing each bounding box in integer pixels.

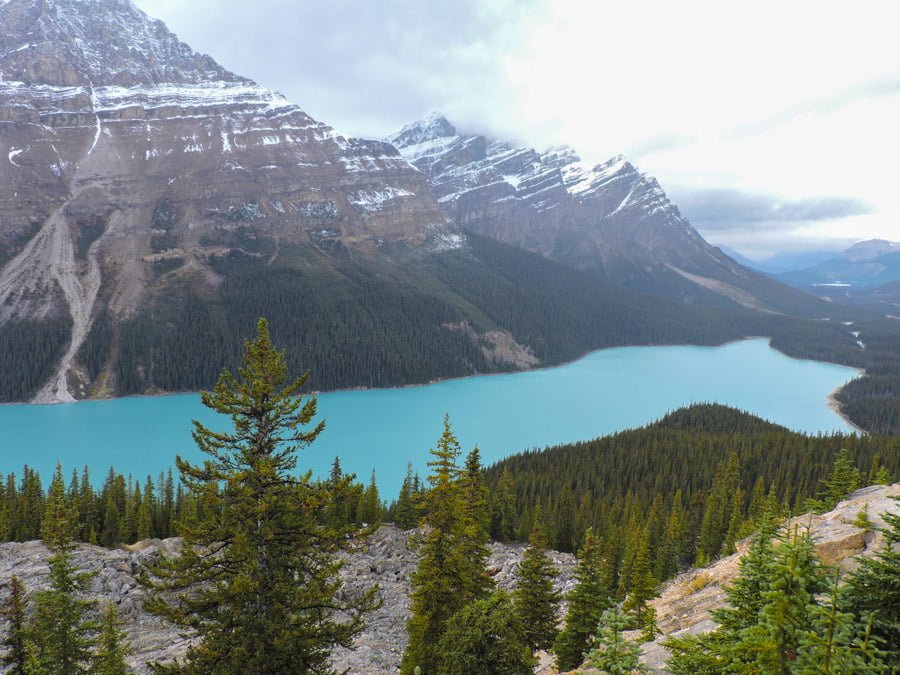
[{"left": 134, "top": 0, "right": 900, "bottom": 258}]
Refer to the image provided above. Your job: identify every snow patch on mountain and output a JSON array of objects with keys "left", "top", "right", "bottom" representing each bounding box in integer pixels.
[{"left": 348, "top": 187, "right": 415, "bottom": 212}]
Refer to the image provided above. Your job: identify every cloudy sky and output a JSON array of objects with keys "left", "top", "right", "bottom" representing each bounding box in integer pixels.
[{"left": 133, "top": 0, "right": 900, "bottom": 258}]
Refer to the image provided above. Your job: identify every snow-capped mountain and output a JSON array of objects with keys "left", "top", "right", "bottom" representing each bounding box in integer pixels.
[
  {"left": 391, "top": 114, "right": 813, "bottom": 312},
  {"left": 0, "top": 0, "right": 454, "bottom": 402}
]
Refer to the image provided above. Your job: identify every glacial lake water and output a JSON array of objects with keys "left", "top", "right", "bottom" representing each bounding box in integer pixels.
[{"left": 0, "top": 338, "right": 861, "bottom": 497}]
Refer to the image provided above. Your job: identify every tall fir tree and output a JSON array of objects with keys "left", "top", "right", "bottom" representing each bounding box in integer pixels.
[
  {"left": 1, "top": 576, "right": 28, "bottom": 674},
  {"left": 394, "top": 463, "right": 419, "bottom": 530},
  {"left": 144, "top": 318, "right": 373, "bottom": 674},
  {"left": 554, "top": 527, "right": 613, "bottom": 671},
  {"left": 92, "top": 603, "right": 132, "bottom": 675},
  {"left": 513, "top": 511, "right": 561, "bottom": 652},
  {"left": 401, "top": 416, "right": 492, "bottom": 674},
  {"left": 842, "top": 498, "right": 900, "bottom": 659},
  {"left": 27, "top": 464, "right": 97, "bottom": 675},
  {"left": 490, "top": 467, "right": 517, "bottom": 542}
]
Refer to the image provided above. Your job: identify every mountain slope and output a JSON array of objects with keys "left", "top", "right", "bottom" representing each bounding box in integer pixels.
[
  {"left": 0, "top": 0, "right": 467, "bottom": 401},
  {"left": 390, "top": 114, "right": 829, "bottom": 316}
]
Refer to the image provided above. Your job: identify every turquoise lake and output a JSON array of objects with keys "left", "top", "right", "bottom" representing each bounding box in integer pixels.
[{"left": 0, "top": 338, "right": 861, "bottom": 497}]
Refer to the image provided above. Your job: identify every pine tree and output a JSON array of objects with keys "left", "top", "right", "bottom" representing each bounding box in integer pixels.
[
  {"left": 513, "top": 512, "right": 561, "bottom": 651},
  {"left": 490, "top": 467, "right": 517, "bottom": 542},
  {"left": 797, "top": 570, "right": 884, "bottom": 674},
  {"left": 813, "top": 448, "right": 862, "bottom": 512},
  {"left": 27, "top": 465, "right": 97, "bottom": 675},
  {"left": 1, "top": 576, "right": 28, "bottom": 674},
  {"left": 843, "top": 499, "right": 900, "bottom": 658},
  {"left": 401, "top": 416, "right": 492, "bottom": 674},
  {"left": 736, "top": 524, "right": 827, "bottom": 674},
  {"left": 623, "top": 526, "right": 658, "bottom": 639},
  {"left": 92, "top": 603, "right": 131, "bottom": 675},
  {"left": 144, "top": 318, "right": 373, "bottom": 674},
  {"left": 554, "top": 528, "right": 613, "bottom": 671},
  {"left": 437, "top": 591, "right": 535, "bottom": 675},
  {"left": 583, "top": 604, "right": 646, "bottom": 674},
  {"left": 394, "top": 463, "right": 419, "bottom": 530}
]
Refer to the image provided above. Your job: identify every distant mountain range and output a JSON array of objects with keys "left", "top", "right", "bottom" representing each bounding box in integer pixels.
[
  {"left": 765, "top": 240, "right": 900, "bottom": 312},
  {"left": 0, "top": 0, "right": 862, "bottom": 406},
  {"left": 716, "top": 246, "right": 843, "bottom": 275}
]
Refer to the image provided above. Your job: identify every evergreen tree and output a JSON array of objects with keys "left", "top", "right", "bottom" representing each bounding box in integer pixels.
[
  {"left": 797, "top": 570, "right": 884, "bottom": 674},
  {"left": 513, "top": 512, "right": 561, "bottom": 651},
  {"left": 92, "top": 603, "right": 131, "bottom": 675},
  {"left": 622, "top": 526, "right": 658, "bottom": 639},
  {"left": 401, "top": 416, "right": 492, "bottom": 674},
  {"left": 394, "top": 463, "right": 419, "bottom": 530},
  {"left": 437, "top": 591, "right": 535, "bottom": 675},
  {"left": 583, "top": 604, "right": 646, "bottom": 674},
  {"left": 144, "top": 318, "right": 373, "bottom": 674},
  {"left": 812, "top": 448, "right": 862, "bottom": 512},
  {"left": 720, "top": 524, "right": 827, "bottom": 675},
  {"left": 554, "top": 528, "right": 613, "bottom": 671},
  {"left": 1, "top": 576, "right": 28, "bottom": 674},
  {"left": 490, "top": 467, "right": 517, "bottom": 542},
  {"left": 27, "top": 465, "right": 97, "bottom": 675},
  {"left": 843, "top": 498, "right": 900, "bottom": 658}
]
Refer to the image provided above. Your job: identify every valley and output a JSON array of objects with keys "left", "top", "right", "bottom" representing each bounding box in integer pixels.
[{"left": 0, "top": 2, "right": 898, "bottom": 672}]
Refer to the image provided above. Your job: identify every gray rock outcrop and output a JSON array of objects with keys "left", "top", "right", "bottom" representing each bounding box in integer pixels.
[{"left": 0, "top": 524, "right": 576, "bottom": 673}]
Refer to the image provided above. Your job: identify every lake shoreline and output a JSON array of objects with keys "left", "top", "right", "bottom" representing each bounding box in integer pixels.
[{"left": 9, "top": 335, "right": 864, "bottom": 413}]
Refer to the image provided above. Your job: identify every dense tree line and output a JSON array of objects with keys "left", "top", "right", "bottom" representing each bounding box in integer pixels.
[
  {"left": 475, "top": 404, "right": 897, "bottom": 616},
  {"left": 0, "top": 317, "right": 71, "bottom": 402},
  {"left": 0, "top": 459, "right": 381, "bottom": 550},
  {"left": 85, "top": 233, "right": 762, "bottom": 399}
]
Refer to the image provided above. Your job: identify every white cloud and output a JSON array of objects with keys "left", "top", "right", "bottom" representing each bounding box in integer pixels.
[{"left": 133, "top": 0, "right": 900, "bottom": 252}]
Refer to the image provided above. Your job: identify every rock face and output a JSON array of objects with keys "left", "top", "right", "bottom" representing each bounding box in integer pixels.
[
  {"left": 0, "top": 524, "right": 576, "bottom": 673},
  {"left": 638, "top": 484, "right": 900, "bottom": 673},
  {"left": 0, "top": 0, "right": 454, "bottom": 403},
  {"left": 389, "top": 114, "right": 821, "bottom": 315}
]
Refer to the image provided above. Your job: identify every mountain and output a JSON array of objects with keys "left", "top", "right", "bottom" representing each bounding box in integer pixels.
[
  {"left": 389, "top": 114, "right": 826, "bottom": 315},
  {"left": 0, "top": 0, "right": 770, "bottom": 405},
  {"left": 716, "top": 245, "right": 842, "bottom": 274},
  {"left": 775, "top": 239, "right": 900, "bottom": 307},
  {"left": 780, "top": 239, "right": 900, "bottom": 287}
]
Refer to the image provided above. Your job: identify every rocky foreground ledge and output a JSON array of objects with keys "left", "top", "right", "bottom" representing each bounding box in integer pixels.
[
  {"left": 0, "top": 485, "right": 895, "bottom": 674},
  {"left": 637, "top": 484, "right": 900, "bottom": 672},
  {"left": 0, "top": 526, "right": 577, "bottom": 673}
]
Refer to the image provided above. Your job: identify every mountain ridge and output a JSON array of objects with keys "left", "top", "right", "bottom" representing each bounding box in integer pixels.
[{"left": 389, "top": 113, "right": 831, "bottom": 316}]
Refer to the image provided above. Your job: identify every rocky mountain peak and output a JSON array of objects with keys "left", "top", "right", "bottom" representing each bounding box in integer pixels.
[
  {"left": 0, "top": 0, "right": 241, "bottom": 86},
  {"left": 389, "top": 111, "right": 457, "bottom": 149}
]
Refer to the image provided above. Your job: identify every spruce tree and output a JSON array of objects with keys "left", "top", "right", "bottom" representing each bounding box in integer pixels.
[
  {"left": 28, "top": 464, "right": 97, "bottom": 675},
  {"left": 513, "top": 512, "right": 561, "bottom": 651},
  {"left": 553, "top": 527, "right": 613, "bottom": 671},
  {"left": 797, "top": 570, "right": 885, "bottom": 674},
  {"left": 735, "top": 524, "right": 827, "bottom": 674},
  {"left": 144, "top": 318, "right": 373, "bottom": 674},
  {"left": 490, "top": 467, "right": 517, "bottom": 541},
  {"left": 583, "top": 604, "right": 646, "bottom": 674},
  {"left": 401, "top": 416, "right": 492, "bottom": 674},
  {"left": 92, "top": 603, "right": 131, "bottom": 675},
  {"left": 437, "top": 591, "right": 535, "bottom": 675},
  {"left": 394, "top": 463, "right": 419, "bottom": 530},
  {"left": 1, "top": 576, "right": 28, "bottom": 674},
  {"left": 622, "top": 526, "right": 658, "bottom": 639},
  {"left": 843, "top": 499, "right": 900, "bottom": 658}
]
